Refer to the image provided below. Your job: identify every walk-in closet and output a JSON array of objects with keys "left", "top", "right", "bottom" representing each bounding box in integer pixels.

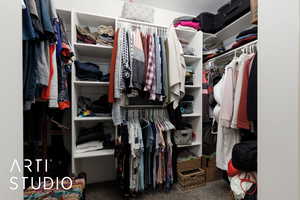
[{"left": 20, "top": 0, "right": 260, "bottom": 199}]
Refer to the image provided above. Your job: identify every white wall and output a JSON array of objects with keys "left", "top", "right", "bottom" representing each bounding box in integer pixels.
[
  {"left": 0, "top": 0, "right": 23, "bottom": 198},
  {"left": 259, "top": 0, "right": 300, "bottom": 199},
  {"left": 55, "top": 0, "right": 191, "bottom": 26}
]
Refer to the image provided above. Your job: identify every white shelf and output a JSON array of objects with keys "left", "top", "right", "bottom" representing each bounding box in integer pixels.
[
  {"left": 74, "top": 80, "right": 109, "bottom": 87},
  {"left": 182, "top": 113, "right": 202, "bottom": 118},
  {"left": 184, "top": 55, "right": 201, "bottom": 64},
  {"left": 74, "top": 116, "right": 112, "bottom": 121},
  {"left": 215, "top": 12, "right": 252, "bottom": 42},
  {"left": 175, "top": 27, "right": 198, "bottom": 40},
  {"left": 74, "top": 149, "right": 114, "bottom": 159},
  {"left": 203, "top": 32, "right": 216, "bottom": 42},
  {"left": 74, "top": 43, "right": 113, "bottom": 60},
  {"left": 76, "top": 11, "right": 115, "bottom": 27},
  {"left": 185, "top": 85, "right": 201, "bottom": 89},
  {"left": 177, "top": 142, "right": 201, "bottom": 148}
]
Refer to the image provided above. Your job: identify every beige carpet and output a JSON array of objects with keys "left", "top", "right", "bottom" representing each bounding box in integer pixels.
[{"left": 86, "top": 180, "right": 232, "bottom": 200}]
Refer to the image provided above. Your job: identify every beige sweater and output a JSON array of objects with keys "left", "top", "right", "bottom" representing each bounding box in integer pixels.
[{"left": 167, "top": 26, "right": 186, "bottom": 108}]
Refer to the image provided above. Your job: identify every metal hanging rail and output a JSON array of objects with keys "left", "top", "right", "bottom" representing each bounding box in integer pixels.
[{"left": 204, "top": 39, "right": 257, "bottom": 64}]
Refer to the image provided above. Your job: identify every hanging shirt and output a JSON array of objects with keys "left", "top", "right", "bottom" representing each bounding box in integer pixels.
[
  {"left": 131, "top": 29, "right": 145, "bottom": 91},
  {"left": 237, "top": 55, "right": 255, "bottom": 129},
  {"left": 167, "top": 26, "right": 186, "bottom": 108},
  {"left": 247, "top": 54, "right": 257, "bottom": 122},
  {"left": 154, "top": 34, "right": 163, "bottom": 97},
  {"left": 108, "top": 30, "right": 119, "bottom": 103},
  {"left": 231, "top": 54, "right": 253, "bottom": 129}
]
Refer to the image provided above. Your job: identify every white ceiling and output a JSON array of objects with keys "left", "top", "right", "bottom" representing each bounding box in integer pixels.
[{"left": 136, "top": 0, "right": 230, "bottom": 15}]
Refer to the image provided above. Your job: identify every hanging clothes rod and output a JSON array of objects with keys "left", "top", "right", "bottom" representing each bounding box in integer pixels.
[
  {"left": 123, "top": 105, "right": 166, "bottom": 109},
  {"left": 204, "top": 40, "right": 257, "bottom": 64},
  {"left": 117, "top": 17, "right": 168, "bottom": 29}
]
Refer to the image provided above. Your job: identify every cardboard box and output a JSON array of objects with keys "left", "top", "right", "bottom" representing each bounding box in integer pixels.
[
  {"left": 177, "top": 157, "right": 202, "bottom": 172},
  {"left": 201, "top": 155, "right": 222, "bottom": 182},
  {"left": 250, "top": 0, "right": 258, "bottom": 24}
]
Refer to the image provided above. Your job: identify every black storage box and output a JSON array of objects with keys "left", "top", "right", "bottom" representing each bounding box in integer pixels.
[{"left": 217, "top": 0, "right": 250, "bottom": 27}]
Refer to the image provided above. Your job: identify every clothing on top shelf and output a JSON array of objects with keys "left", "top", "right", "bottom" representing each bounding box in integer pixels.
[
  {"left": 173, "top": 16, "right": 195, "bottom": 25},
  {"left": 173, "top": 16, "right": 201, "bottom": 31},
  {"left": 231, "top": 27, "right": 257, "bottom": 49},
  {"left": 23, "top": 0, "right": 74, "bottom": 111},
  {"left": 76, "top": 24, "right": 114, "bottom": 46}
]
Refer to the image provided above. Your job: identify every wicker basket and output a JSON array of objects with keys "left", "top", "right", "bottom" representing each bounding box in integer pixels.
[{"left": 178, "top": 168, "right": 206, "bottom": 191}]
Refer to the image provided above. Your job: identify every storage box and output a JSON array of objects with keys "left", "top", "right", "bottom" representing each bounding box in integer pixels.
[
  {"left": 250, "top": 0, "right": 258, "bottom": 24},
  {"left": 201, "top": 155, "right": 222, "bottom": 182},
  {"left": 177, "top": 157, "right": 202, "bottom": 172},
  {"left": 178, "top": 168, "right": 206, "bottom": 191},
  {"left": 174, "top": 129, "right": 193, "bottom": 145}
]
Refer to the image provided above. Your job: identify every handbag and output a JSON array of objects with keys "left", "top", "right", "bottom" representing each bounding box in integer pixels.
[{"left": 121, "top": 1, "right": 154, "bottom": 23}]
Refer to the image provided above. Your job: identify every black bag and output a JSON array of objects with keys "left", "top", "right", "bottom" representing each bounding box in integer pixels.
[
  {"left": 232, "top": 140, "right": 257, "bottom": 172},
  {"left": 243, "top": 184, "right": 257, "bottom": 200},
  {"left": 195, "top": 12, "right": 217, "bottom": 33}
]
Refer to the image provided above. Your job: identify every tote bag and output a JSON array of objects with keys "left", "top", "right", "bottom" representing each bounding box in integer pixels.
[{"left": 121, "top": 1, "right": 154, "bottom": 23}]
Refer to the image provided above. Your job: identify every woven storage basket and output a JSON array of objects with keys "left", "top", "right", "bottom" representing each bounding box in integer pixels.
[{"left": 178, "top": 168, "right": 206, "bottom": 191}]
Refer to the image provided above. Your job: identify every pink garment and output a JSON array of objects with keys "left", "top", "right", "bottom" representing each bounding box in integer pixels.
[{"left": 174, "top": 21, "right": 200, "bottom": 30}]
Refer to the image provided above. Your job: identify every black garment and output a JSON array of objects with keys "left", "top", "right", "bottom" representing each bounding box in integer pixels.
[
  {"left": 91, "top": 95, "right": 112, "bottom": 114},
  {"left": 237, "top": 27, "right": 257, "bottom": 39},
  {"left": 77, "top": 123, "right": 104, "bottom": 145},
  {"left": 202, "top": 120, "right": 217, "bottom": 155},
  {"left": 23, "top": 41, "right": 38, "bottom": 103},
  {"left": 75, "top": 61, "right": 103, "bottom": 81},
  {"left": 116, "top": 125, "right": 131, "bottom": 196},
  {"left": 167, "top": 102, "right": 183, "bottom": 130},
  {"left": 247, "top": 54, "right": 257, "bottom": 121}
]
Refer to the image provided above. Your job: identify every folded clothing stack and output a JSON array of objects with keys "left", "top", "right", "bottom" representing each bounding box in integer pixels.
[
  {"left": 173, "top": 16, "right": 200, "bottom": 31},
  {"left": 76, "top": 25, "right": 114, "bottom": 46},
  {"left": 76, "top": 123, "right": 114, "bottom": 153},
  {"left": 77, "top": 95, "right": 112, "bottom": 117},
  {"left": 185, "top": 66, "right": 194, "bottom": 85},
  {"left": 77, "top": 123, "right": 104, "bottom": 145},
  {"left": 75, "top": 61, "right": 109, "bottom": 82},
  {"left": 232, "top": 26, "right": 257, "bottom": 49},
  {"left": 76, "top": 141, "right": 103, "bottom": 153}
]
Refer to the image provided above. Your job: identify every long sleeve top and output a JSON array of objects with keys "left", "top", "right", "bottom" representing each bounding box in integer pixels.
[{"left": 166, "top": 26, "right": 186, "bottom": 108}]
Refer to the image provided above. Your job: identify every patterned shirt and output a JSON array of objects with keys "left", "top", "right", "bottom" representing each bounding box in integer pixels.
[{"left": 144, "top": 35, "right": 156, "bottom": 92}]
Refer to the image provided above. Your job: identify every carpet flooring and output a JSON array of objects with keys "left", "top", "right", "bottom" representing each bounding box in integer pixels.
[{"left": 86, "top": 180, "right": 232, "bottom": 200}]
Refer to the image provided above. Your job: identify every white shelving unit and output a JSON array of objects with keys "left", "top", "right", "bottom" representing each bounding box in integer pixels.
[
  {"left": 58, "top": 9, "right": 205, "bottom": 183},
  {"left": 176, "top": 29, "right": 203, "bottom": 157},
  {"left": 69, "top": 10, "right": 117, "bottom": 184}
]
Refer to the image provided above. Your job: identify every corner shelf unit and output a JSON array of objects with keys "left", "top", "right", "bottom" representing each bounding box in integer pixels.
[
  {"left": 69, "top": 10, "right": 117, "bottom": 184},
  {"left": 175, "top": 29, "right": 203, "bottom": 157}
]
